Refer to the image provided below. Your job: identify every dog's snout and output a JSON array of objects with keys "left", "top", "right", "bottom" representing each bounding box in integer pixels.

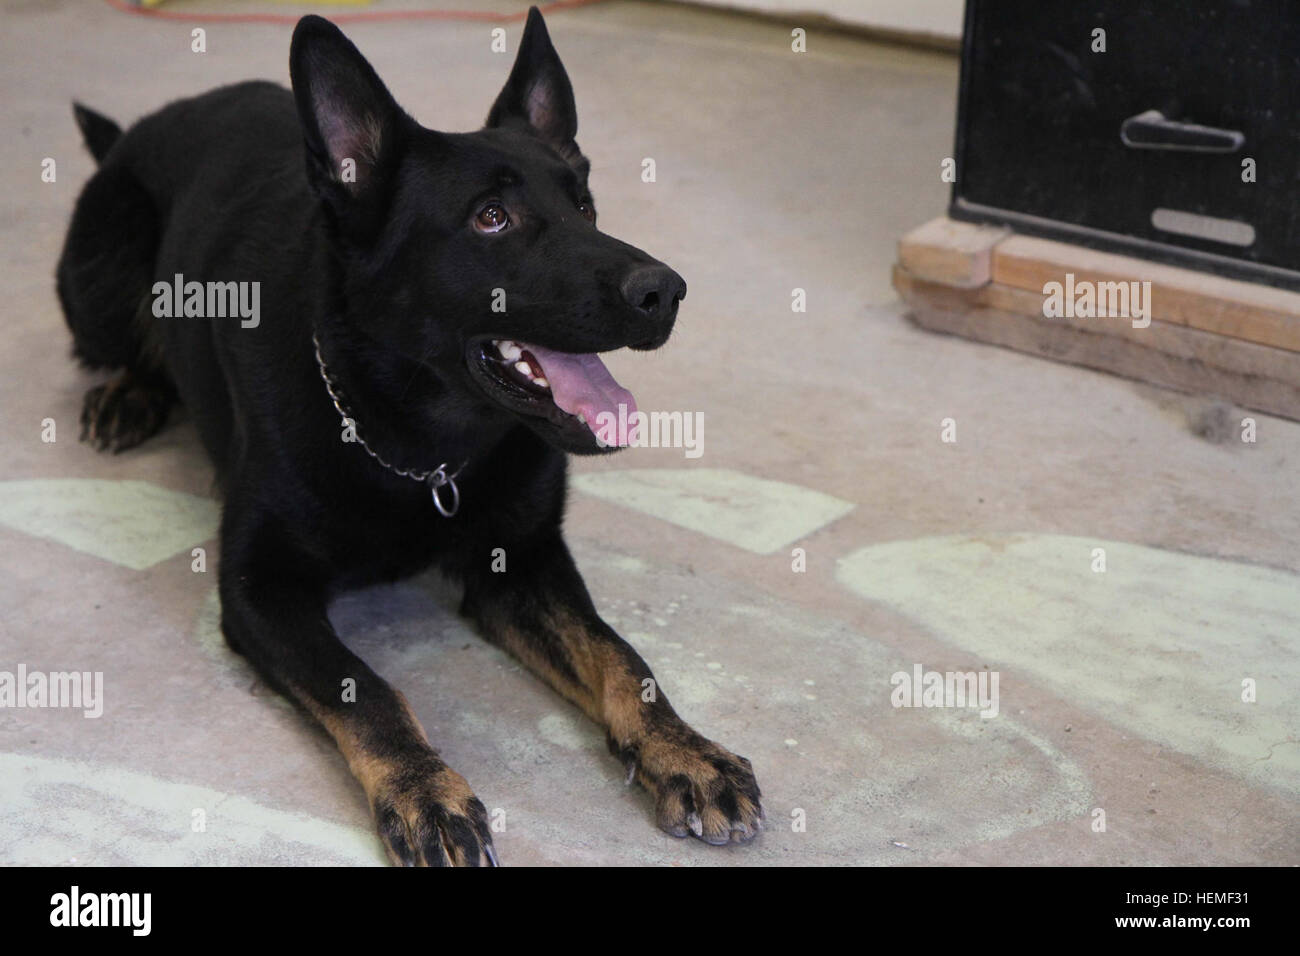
[{"left": 620, "top": 265, "right": 686, "bottom": 321}]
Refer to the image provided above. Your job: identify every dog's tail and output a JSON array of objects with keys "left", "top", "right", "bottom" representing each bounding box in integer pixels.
[{"left": 72, "top": 102, "right": 122, "bottom": 164}]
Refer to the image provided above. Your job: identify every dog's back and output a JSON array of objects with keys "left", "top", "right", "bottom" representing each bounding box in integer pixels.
[{"left": 58, "top": 81, "right": 321, "bottom": 471}]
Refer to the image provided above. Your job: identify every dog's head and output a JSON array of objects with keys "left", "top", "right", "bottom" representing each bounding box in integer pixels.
[{"left": 290, "top": 8, "right": 684, "bottom": 455}]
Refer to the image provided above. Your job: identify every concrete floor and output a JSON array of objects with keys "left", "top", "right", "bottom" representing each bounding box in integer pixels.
[{"left": 1, "top": 0, "right": 1297, "bottom": 866}]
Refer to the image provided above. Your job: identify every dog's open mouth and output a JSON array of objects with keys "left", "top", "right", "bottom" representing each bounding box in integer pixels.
[{"left": 469, "top": 338, "right": 639, "bottom": 446}]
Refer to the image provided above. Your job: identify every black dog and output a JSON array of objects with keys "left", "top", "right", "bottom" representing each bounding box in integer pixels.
[{"left": 56, "top": 8, "right": 761, "bottom": 865}]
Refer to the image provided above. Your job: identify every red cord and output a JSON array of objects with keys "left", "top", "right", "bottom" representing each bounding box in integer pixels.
[{"left": 101, "top": 0, "right": 608, "bottom": 25}]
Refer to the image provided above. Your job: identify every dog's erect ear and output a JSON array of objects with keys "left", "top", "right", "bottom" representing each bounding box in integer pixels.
[
  {"left": 290, "top": 16, "right": 405, "bottom": 206},
  {"left": 486, "top": 7, "right": 579, "bottom": 158}
]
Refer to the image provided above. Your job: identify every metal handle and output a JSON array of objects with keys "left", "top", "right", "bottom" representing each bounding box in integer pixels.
[{"left": 1120, "top": 109, "right": 1244, "bottom": 153}]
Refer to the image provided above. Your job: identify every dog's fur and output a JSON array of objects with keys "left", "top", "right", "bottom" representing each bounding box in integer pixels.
[{"left": 55, "top": 8, "right": 761, "bottom": 865}]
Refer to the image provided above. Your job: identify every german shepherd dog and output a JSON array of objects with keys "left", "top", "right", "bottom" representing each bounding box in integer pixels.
[{"left": 55, "top": 8, "right": 762, "bottom": 865}]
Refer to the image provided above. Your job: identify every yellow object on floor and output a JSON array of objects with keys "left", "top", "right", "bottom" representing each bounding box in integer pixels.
[{"left": 138, "top": 0, "right": 373, "bottom": 8}]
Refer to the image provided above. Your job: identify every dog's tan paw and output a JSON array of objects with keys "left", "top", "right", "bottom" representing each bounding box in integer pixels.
[
  {"left": 613, "top": 727, "right": 763, "bottom": 845},
  {"left": 366, "top": 755, "right": 497, "bottom": 867}
]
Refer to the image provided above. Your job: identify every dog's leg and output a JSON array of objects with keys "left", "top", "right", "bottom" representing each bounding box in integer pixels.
[
  {"left": 462, "top": 533, "right": 763, "bottom": 845},
  {"left": 219, "top": 508, "right": 495, "bottom": 866}
]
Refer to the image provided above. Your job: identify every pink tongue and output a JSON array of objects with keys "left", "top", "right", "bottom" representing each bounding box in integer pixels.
[{"left": 524, "top": 344, "right": 638, "bottom": 446}]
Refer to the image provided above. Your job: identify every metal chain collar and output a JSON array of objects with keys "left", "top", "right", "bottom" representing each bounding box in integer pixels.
[{"left": 311, "top": 332, "right": 462, "bottom": 517}]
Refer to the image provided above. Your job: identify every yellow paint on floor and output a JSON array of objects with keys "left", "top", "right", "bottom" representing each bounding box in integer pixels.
[
  {"left": 837, "top": 533, "right": 1300, "bottom": 794},
  {"left": 0, "top": 479, "right": 219, "bottom": 571},
  {"left": 572, "top": 468, "right": 854, "bottom": 554},
  {"left": 0, "top": 752, "right": 385, "bottom": 866}
]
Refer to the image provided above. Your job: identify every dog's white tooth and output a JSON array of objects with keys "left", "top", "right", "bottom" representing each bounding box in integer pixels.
[
  {"left": 534, "top": 376, "right": 549, "bottom": 388},
  {"left": 514, "top": 360, "right": 532, "bottom": 377},
  {"left": 500, "top": 342, "right": 522, "bottom": 361}
]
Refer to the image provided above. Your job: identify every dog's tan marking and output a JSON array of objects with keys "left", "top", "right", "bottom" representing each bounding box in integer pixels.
[{"left": 476, "top": 602, "right": 762, "bottom": 843}]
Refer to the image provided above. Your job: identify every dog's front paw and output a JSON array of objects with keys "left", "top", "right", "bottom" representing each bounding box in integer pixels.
[
  {"left": 613, "top": 727, "right": 763, "bottom": 846},
  {"left": 368, "top": 755, "right": 498, "bottom": 867}
]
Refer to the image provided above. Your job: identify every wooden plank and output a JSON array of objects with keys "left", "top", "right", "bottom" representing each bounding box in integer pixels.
[
  {"left": 981, "top": 283, "right": 1300, "bottom": 384},
  {"left": 893, "top": 264, "right": 1300, "bottom": 421},
  {"left": 897, "top": 216, "right": 1009, "bottom": 288},
  {"left": 992, "top": 234, "right": 1300, "bottom": 353}
]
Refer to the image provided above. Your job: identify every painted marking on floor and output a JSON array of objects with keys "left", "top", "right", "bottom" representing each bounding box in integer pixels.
[
  {"left": 0, "top": 752, "right": 385, "bottom": 866},
  {"left": 837, "top": 533, "right": 1300, "bottom": 795},
  {"left": 0, "top": 479, "right": 218, "bottom": 571},
  {"left": 572, "top": 468, "right": 854, "bottom": 554}
]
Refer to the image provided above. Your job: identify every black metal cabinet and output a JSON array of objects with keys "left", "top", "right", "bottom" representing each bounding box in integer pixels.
[{"left": 951, "top": 1, "right": 1300, "bottom": 290}]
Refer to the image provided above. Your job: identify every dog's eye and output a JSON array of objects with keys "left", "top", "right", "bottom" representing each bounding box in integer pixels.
[
  {"left": 475, "top": 203, "right": 510, "bottom": 233},
  {"left": 578, "top": 202, "right": 596, "bottom": 224}
]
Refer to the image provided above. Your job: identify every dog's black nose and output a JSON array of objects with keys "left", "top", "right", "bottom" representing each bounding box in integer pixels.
[{"left": 620, "top": 265, "right": 686, "bottom": 322}]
